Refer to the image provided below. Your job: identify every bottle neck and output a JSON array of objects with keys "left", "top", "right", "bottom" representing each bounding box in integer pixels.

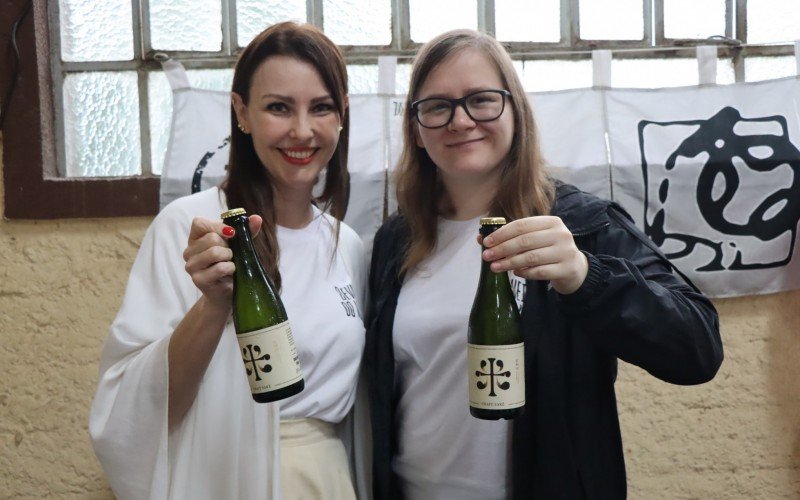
[
  {"left": 226, "top": 216, "right": 265, "bottom": 276},
  {"left": 478, "top": 224, "right": 512, "bottom": 289}
]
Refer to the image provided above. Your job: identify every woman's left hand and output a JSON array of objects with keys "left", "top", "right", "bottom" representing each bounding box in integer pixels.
[{"left": 480, "top": 216, "right": 588, "bottom": 295}]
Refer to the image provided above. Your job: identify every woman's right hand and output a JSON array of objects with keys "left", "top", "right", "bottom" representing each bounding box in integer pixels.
[
  {"left": 182, "top": 215, "right": 263, "bottom": 308},
  {"left": 169, "top": 214, "right": 262, "bottom": 429}
]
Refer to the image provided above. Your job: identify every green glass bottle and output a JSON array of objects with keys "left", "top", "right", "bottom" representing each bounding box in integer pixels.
[
  {"left": 468, "top": 217, "right": 525, "bottom": 420},
  {"left": 221, "top": 208, "right": 304, "bottom": 403}
]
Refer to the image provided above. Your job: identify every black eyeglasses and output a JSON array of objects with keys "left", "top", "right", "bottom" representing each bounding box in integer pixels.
[{"left": 411, "top": 89, "right": 511, "bottom": 129}]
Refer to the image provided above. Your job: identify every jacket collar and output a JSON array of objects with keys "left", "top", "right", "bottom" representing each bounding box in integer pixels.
[{"left": 551, "top": 181, "right": 611, "bottom": 236}]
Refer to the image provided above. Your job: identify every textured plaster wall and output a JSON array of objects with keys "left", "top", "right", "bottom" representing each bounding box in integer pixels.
[
  {"left": 1, "top": 134, "right": 800, "bottom": 498},
  {"left": 0, "top": 137, "right": 145, "bottom": 498}
]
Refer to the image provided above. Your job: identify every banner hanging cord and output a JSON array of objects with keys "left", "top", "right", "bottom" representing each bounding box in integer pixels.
[{"left": 0, "top": 0, "right": 33, "bottom": 131}]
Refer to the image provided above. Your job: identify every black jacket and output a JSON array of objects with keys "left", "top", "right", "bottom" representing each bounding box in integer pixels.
[{"left": 365, "top": 183, "right": 723, "bottom": 500}]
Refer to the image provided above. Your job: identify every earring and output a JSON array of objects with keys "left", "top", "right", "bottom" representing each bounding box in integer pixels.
[
  {"left": 237, "top": 123, "right": 247, "bottom": 133},
  {"left": 337, "top": 126, "right": 343, "bottom": 132}
]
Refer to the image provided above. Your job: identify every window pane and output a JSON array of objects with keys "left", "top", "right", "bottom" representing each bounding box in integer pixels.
[
  {"left": 348, "top": 65, "right": 379, "bottom": 94},
  {"left": 347, "top": 64, "right": 410, "bottom": 94},
  {"left": 190, "top": 69, "right": 235, "bottom": 91},
  {"left": 59, "top": 0, "right": 133, "bottom": 62},
  {"left": 612, "top": 58, "right": 698, "bottom": 88},
  {"left": 237, "top": 0, "right": 306, "bottom": 47},
  {"left": 63, "top": 72, "right": 140, "bottom": 177},
  {"left": 496, "top": 0, "right": 560, "bottom": 42},
  {"left": 609, "top": 57, "right": 734, "bottom": 87},
  {"left": 148, "top": 72, "right": 171, "bottom": 176},
  {"left": 513, "top": 59, "right": 524, "bottom": 83},
  {"left": 664, "top": 0, "right": 725, "bottom": 39},
  {"left": 150, "top": 0, "right": 222, "bottom": 51},
  {"left": 521, "top": 59, "right": 592, "bottom": 91},
  {"left": 396, "top": 64, "right": 413, "bottom": 95},
  {"left": 747, "top": 0, "right": 800, "bottom": 44},
  {"left": 717, "top": 58, "right": 736, "bottom": 84},
  {"left": 745, "top": 56, "right": 796, "bottom": 82},
  {"left": 324, "top": 0, "right": 391, "bottom": 45},
  {"left": 580, "top": 0, "right": 643, "bottom": 40},
  {"left": 410, "top": 0, "right": 477, "bottom": 43}
]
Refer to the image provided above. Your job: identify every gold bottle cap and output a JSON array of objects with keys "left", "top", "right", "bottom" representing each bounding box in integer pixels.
[
  {"left": 221, "top": 208, "right": 247, "bottom": 219},
  {"left": 480, "top": 217, "right": 507, "bottom": 226}
]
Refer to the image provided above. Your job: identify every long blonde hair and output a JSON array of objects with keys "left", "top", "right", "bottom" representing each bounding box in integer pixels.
[{"left": 396, "top": 29, "right": 554, "bottom": 273}]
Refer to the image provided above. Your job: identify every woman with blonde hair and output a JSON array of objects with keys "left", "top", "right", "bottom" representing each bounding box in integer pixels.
[{"left": 365, "top": 29, "right": 722, "bottom": 499}]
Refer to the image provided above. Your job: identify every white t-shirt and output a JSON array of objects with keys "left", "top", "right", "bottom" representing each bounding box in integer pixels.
[
  {"left": 393, "top": 216, "right": 526, "bottom": 500},
  {"left": 89, "top": 187, "right": 369, "bottom": 499},
  {"left": 277, "top": 207, "right": 366, "bottom": 423}
]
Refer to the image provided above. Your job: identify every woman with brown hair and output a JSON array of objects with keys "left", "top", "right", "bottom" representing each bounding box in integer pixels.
[
  {"left": 90, "top": 22, "right": 369, "bottom": 500},
  {"left": 365, "top": 29, "right": 722, "bottom": 499}
]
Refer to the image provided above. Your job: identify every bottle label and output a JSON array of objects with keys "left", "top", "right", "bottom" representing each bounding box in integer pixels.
[
  {"left": 237, "top": 321, "right": 304, "bottom": 395},
  {"left": 467, "top": 343, "right": 525, "bottom": 410}
]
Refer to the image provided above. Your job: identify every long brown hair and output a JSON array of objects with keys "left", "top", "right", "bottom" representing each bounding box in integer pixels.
[
  {"left": 223, "top": 22, "right": 349, "bottom": 290},
  {"left": 396, "top": 29, "right": 554, "bottom": 273}
]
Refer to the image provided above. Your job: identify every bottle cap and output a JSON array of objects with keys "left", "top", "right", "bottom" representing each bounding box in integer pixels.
[
  {"left": 221, "top": 208, "right": 247, "bottom": 219},
  {"left": 480, "top": 217, "right": 507, "bottom": 226}
]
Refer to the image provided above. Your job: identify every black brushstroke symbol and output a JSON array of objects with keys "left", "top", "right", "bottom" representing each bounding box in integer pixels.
[
  {"left": 191, "top": 135, "right": 230, "bottom": 193},
  {"left": 241, "top": 343, "right": 272, "bottom": 382},
  {"left": 475, "top": 358, "right": 511, "bottom": 397},
  {"left": 638, "top": 106, "right": 800, "bottom": 271}
]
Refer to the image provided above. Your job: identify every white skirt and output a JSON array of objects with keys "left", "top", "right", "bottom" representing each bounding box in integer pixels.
[{"left": 279, "top": 418, "right": 357, "bottom": 500}]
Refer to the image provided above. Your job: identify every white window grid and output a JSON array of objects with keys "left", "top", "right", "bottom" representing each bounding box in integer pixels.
[{"left": 48, "top": 0, "right": 797, "bottom": 177}]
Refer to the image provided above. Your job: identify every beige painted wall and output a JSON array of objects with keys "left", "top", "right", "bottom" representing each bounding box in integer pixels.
[{"left": 1, "top": 134, "right": 799, "bottom": 498}]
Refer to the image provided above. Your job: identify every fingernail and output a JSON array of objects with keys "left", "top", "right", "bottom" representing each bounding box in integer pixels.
[
  {"left": 222, "top": 226, "right": 235, "bottom": 238},
  {"left": 484, "top": 236, "right": 494, "bottom": 246},
  {"left": 483, "top": 249, "right": 494, "bottom": 260}
]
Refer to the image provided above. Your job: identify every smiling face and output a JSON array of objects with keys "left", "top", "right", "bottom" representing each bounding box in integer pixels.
[
  {"left": 414, "top": 48, "right": 515, "bottom": 190},
  {"left": 232, "top": 55, "right": 342, "bottom": 198}
]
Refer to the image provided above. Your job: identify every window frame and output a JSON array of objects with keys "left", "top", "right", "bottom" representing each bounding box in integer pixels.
[
  {"left": 2, "top": 0, "right": 159, "bottom": 219},
  {"left": 2, "top": 0, "right": 796, "bottom": 219}
]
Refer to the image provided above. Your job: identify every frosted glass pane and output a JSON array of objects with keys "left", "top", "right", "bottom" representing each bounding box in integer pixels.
[
  {"left": 150, "top": 0, "right": 222, "bottom": 51},
  {"left": 325, "top": 0, "right": 391, "bottom": 45},
  {"left": 410, "top": 0, "right": 477, "bottom": 43},
  {"left": 59, "top": 0, "right": 133, "bottom": 62},
  {"left": 580, "top": 0, "right": 643, "bottom": 40},
  {"left": 396, "top": 64, "right": 412, "bottom": 95},
  {"left": 717, "top": 59, "right": 736, "bottom": 85},
  {"left": 348, "top": 65, "right": 379, "bottom": 94},
  {"left": 513, "top": 60, "right": 524, "bottom": 83},
  {"left": 190, "top": 69, "right": 235, "bottom": 91},
  {"left": 148, "top": 72, "right": 171, "bottom": 176},
  {"left": 664, "top": 0, "right": 725, "bottom": 39},
  {"left": 149, "top": 69, "right": 234, "bottom": 175},
  {"left": 747, "top": 0, "right": 800, "bottom": 44},
  {"left": 237, "top": 0, "right": 306, "bottom": 47},
  {"left": 610, "top": 58, "right": 734, "bottom": 87},
  {"left": 521, "top": 59, "right": 592, "bottom": 91},
  {"left": 612, "top": 58, "right": 698, "bottom": 88},
  {"left": 63, "top": 72, "right": 140, "bottom": 177},
  {"left": 496, "top": 0, "right": 560, "bottom": 42},
  {"left": 745, "top": 56, "right": 796, "bottom": 82}
]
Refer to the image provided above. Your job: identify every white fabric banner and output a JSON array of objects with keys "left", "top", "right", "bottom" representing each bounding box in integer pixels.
[
  {"left": 531, "top": 89, "right": 611, "bottom": 199},
  {"left": 159, "top": 58, "right": 800, "bottom": 298},
  {"left": 159, "top": 61, "right": 230, "bottom": 211},
  {"left": 607, "top": 77, "right": 800, "bottom": 297}
]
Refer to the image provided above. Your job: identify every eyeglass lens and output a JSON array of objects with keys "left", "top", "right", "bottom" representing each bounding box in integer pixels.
[{"left": 416, "top": 90, "right": 506, "bottom": 128}]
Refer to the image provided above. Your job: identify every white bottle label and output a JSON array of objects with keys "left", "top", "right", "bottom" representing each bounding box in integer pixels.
[
  {"left": 467, "top": 342, "right": 525, "bottom": 410},
  {"left": 237, "top": 320, "right": 303, "bottom": 395}
]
